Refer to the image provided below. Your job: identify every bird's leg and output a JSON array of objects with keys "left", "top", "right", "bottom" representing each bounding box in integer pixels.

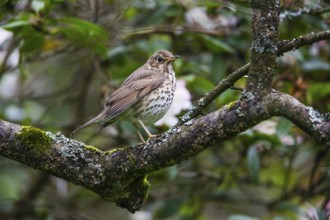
[
  {"left": 138, "top": 119, "right": 156, "bottom": 139},
  {"left": 133, "top": 122, "right": 146, "bottom": 143}
]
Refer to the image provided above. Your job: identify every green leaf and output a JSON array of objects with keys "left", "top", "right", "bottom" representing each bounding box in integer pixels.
[
  {"left": 20, "top": 31, "right": 44, "bottom": 53},
  {"left": 276, "top": 118, "right": 292, "bottom": 136},
  {"left": 59, "top": 17, "right": 107, "bottom": 37},
  {"left": 32, "top": 0, "right": 45, "bottom": 12},
  {"left": 272, "top": 216, "right": 293, "bottom": 220},
  {"left": 0, "top": 169, "right": 29, "bottom": 200},
  {"left": 189, "top": 76, "right": 215, "bottom": 94},
  {"left": 0, "top": 175, "right": 20, "bottom": 200},
  {"left": 58, "top": 17, "right": 108, "bottom": 55},
  {"left": 108, "top": 46, "right": 130, "bottom": 58},
  {"left": 24, "top": 100, "right": 45, "bottom": 122},
  {"left": 302, "top": 59, "right": 330, "bottom": 71},
  {"left": 210, "top": 53, "right": 227, "bottom": 82},
  {"left": 308, "top": 82, "right": 330, "bottom": 103},
  {"left": 166, "top": 165, "right": 178, "bottom": 180},
  {"left": 247, "top": 145, "right": 260, "bottom": 183},
  {"left": 124, "top": 7, "right": 137, "bottom": 19},
  {"left": 200, "top": 35, "right": 235, "bottom": 53},
  {"left": 314, "top": 208, "right": 328, "bottom": 220},
  {"left": 1, "top": 20, "right": 30, "bottom": 29},
  {"left": 228, "top": 215, "right": 260, "bottom": 220},
  {"left": 273, "top": 202, "right": 310, "bottom": 218},
  {"left": 155, "top": 199, "right": 183, "bottom": 218}
]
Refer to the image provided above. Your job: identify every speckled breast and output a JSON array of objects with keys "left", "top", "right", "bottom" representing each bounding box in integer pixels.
[{"left": 133, "top": 71, "right": 176, "bottom": 125}]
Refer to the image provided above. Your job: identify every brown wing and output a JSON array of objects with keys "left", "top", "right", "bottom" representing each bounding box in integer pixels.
[
  {"left": 70, "top": 67, "right": 164, "bottom": 136},
  {"left": 103, "top": 68, "right": 165, "bottom": 120}
]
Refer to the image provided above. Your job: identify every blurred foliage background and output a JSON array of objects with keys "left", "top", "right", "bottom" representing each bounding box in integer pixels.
[{"left": 0, "top": 0, "right": 330, "bottom": 219}]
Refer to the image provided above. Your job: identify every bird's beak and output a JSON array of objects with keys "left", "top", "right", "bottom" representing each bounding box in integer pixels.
[{"left": 168, "top": 55, "right": 180, "bottom": 61}]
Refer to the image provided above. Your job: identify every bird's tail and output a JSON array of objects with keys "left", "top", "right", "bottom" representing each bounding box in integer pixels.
[
  {"left": 70, "top": 117, "right": 99, "bottom": 137},
  {"left": 70, "top": 109, "right": 108, "bottom": 136}
]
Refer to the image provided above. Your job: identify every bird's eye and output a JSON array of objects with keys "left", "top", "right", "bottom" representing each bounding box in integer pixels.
[{"left": 157, "top": 56, "right": 163, "bottom": 63}]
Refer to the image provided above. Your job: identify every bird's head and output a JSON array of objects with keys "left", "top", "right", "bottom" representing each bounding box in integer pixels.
[{"left": 147, "top": 50, "right": 180, "bottom": 70}]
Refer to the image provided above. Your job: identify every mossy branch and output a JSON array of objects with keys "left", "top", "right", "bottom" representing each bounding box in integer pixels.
[{"left": 1, "top": 89, "right": 330, "bottom": 212}]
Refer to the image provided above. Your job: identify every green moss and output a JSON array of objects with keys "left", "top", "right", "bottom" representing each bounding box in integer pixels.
[
  {"left": 84, "top": 145, "right": 101, "bottom": 153},
  {"left": 114, "top": 175, "right": 151, "bottom": 212},
  {"left": 225, "top": 101, "right": 237, "bottom": 110},
  {"left": 16, "top": 126, "right": 51, "bottom": 153},
  {"left": 102, "top": 147, "right": 125, "bottom": 156},
  {"left": 143, "top": 175, "right": 151, "bottom": 197},
  {"left": 134, "top": 175, "right": 150, "bottom": 204}
]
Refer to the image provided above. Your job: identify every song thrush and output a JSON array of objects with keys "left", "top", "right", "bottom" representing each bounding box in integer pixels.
[{"left": 71, "top": 50, "right": 179, "bottom": 142}]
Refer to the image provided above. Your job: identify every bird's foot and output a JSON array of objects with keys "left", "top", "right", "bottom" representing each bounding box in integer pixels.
[{"left": 147, "top": 134, "right": 157, "bottom": 139}]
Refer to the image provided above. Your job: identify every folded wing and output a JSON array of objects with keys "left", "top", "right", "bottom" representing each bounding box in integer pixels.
[{"left": 70, "top": 68, "right": 165, "bottom": 136}]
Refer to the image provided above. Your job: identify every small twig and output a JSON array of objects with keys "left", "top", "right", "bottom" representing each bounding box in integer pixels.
[
  {"left": 281, "top": 150, "right": 295, "bottom": 197},
  {"left": 278, "top": 30, "right": 330, "bottom": 55},
  {"left": 123, "top": 24, "right": 232, "bottom": 39},
  {"left": 177, "top": 63, "right": 249, "bottom": 126},
  {"left": 308, "top": 148, "right": 329, "bottom": 194},
  {"left": 280, "top": 7, "right": 330, "bottom": 21}
]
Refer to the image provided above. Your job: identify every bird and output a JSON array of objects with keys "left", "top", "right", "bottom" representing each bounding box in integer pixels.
[{"left": 71, "top": 50, "right": 179, "bottom": 142}]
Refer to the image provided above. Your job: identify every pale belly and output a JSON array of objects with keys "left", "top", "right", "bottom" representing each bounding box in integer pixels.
[{"left": 133, "top": 76, "right": 176, "bottom": 125}]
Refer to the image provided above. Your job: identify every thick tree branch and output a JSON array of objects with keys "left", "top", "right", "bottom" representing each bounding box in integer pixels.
[
  {"left": 1, "top": 90, "right": 330, "bottom": 212},
  {"left": 265, "top": 91, "right": 330, "bottom": 144},
  {"left": 245, "top": 0, "right": 279, "bottom": 96},
  {"left": 1, "top": 96, "right": 268, "bottom": 213}
]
